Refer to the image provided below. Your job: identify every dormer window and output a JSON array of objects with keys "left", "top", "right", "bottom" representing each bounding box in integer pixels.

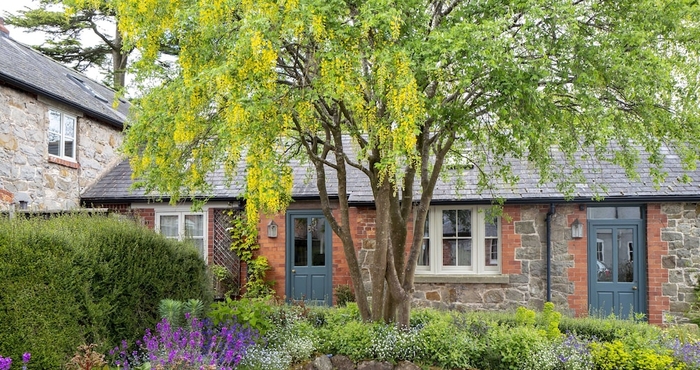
[{"left": 48, "top": 109, "right": 76, "bottom": 160}]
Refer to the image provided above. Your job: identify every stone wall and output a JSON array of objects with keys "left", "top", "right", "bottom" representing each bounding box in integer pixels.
[
  {"left": 407, "top": 204, "right": 582, "bottom": 315},
  {"left": 659, "top": 203, "right": 700, "bottom": 323},
  {"left": 0, "top": 84, "right": 123, "bottom": 211}
]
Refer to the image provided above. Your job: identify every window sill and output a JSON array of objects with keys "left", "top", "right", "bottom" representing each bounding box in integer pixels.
[
  {"left": 49, "top": 156, "right": 79, "bottom": 169},
  {"left": 414, "top": 274, "right": 509, "bottom": 284}
]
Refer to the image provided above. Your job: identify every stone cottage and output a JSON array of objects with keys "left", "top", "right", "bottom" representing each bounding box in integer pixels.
[{"left": 0, "top": 19, "right": 127, "bottom": 211}]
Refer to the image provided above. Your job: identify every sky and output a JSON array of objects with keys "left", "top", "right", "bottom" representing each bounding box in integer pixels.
[
  {"left": 1, "top": 0, "right": 110, "bottom": 82},
  {"left": 0, "top": 0, "right": 47, "bottom": 45}
]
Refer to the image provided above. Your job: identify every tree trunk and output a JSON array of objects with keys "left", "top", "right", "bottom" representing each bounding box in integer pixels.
[
  {"left": 112, "top": 25, "right": 127, "bottom": 89},
  {"left": 371, "top": 180, "right": 392, "bottom": 322}
]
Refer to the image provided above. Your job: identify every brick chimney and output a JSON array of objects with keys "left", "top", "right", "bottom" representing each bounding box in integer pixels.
[{"left": 0, "top": 18, "right": 10, "bottom": 38}]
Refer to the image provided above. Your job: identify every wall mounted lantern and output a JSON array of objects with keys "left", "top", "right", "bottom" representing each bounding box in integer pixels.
[
  {"left": 571, "top": 218, "right": 584, "bottom": 239},
  {"left": 267, "top": 219, "right": 278, "bottom": 238}
]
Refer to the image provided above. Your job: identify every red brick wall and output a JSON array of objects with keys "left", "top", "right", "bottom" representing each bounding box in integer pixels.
[
  {"left": 566, "top": 207, "right": 588, "bottom": 318},
  {"left": 255, "top": 203, "right": 377, "bottom": 304},
  {"left": 501, "top": 204, "right": 521, "bottom": 275},
  {"left": 646, "top": 203, "right": 669, "bottom": 324}
]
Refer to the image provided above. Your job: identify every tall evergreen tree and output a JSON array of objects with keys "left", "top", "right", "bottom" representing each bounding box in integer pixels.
[{"left": 4, "top": 0, "right": 128, "bottom": 89}]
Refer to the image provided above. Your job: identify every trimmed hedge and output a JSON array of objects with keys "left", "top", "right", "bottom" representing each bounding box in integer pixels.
[{"left": 0, "top": 214, "right": 212, "bottom": 369}]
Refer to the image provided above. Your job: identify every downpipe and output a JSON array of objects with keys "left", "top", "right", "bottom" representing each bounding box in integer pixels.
[{"left": 546, "top": 203, "right": 555, "bottom": 302}]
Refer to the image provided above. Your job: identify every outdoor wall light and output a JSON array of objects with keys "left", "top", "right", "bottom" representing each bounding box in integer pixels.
[
  {"left": 267, "top": 219, "right": 278, "bottom": 238},
  {"left": 571, "top": 218, "right": 584, "bottom": 239}
]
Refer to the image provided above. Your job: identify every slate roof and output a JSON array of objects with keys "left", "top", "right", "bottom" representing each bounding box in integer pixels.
[
  {"left": 82, "top": 142, "right": 700, "bottom": 205},
  {"left": 0, "top": 32, "right": 128, "bottom": 128}
]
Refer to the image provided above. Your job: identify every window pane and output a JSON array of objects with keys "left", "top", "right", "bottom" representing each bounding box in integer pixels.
[
  {"left": 596, "top": 229, "right": 612, "bottom": 282},
  {"left": 49, "top": 110, "right": 61, "bottom": 133},
  {"left": 184, "top": 215, "right": 204, "bottom": 237},
  {"left": 457, "top": 239, "right": 472, "bottom": 266},
  {"left": 64, "top": 139, "right": 75, "bottom": 158},
  {"left": 588, "top": 207, "right": 616, "bottom": 219},
  {"left": 442, "top": 210, "right": 456, "bottom": 237},
  {"left": 442, "top": 239, "right": 456, "bottom": 266},
  {"left": 160, "top": 215, "right": 179, "bottom": 238},
  {"left": 311, "top": 217, "right": 325, "bottom": 266},
  {"left": 485, "top": 238, "right": 498, "bottom": 266},
  {"left": 617, "top": 228, "right": 634, "bottom": 282},
  {"left": 485, "top": 218, "right": 498, "bottom": 237},
  {"left": 618, "top": 207, "right": 641, "bottom": 219},
  {"left": 64, "top": 116, "right": 76, "bottom": 138},
  {"left": 48, "top": 131, "right": 60, "bottom": 156},
  {"left": 456, "top": 210, "right": 472, "bottom": 237},
  {"left": 294, "top": 218, "right": 308, "bottom": 266},
  {"left": 418, "top": 239, "right": 430, "bottom": 266},
  {"left": 191, "top": 238, "right": 205, "bottom": 258}
]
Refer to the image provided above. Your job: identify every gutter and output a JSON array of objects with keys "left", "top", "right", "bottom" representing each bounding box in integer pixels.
[
  {"left": 0, "top": 72, "right": 124, "bottom": 129},
  {"left": 546, "top": 203, "right": 555, "bottom": 302}
]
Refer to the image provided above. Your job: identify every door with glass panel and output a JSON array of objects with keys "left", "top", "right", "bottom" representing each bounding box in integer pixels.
[
  {"left": 587, "top": 206, "right": 645, "bottom": 319},
  {"left": 286, "top": 212, "right": 332, "bottom": 305}
]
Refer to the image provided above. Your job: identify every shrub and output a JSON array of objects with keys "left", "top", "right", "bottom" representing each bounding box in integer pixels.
[
  {"left": 590, "top": 340, "right": 633, "bottom": 370},
  {"left": 414, "top": 318, "right": 476, "bottom": 369},
  {"left": 480, "top": 324, "right": 550, "bottom": 370},
  {"left": 317, "top": 320, "right": 373, "bottom": 361},
  {"left": 0, "top": 215, "right": 212, "bottom": 369},
  {"left": 551, "top": 334, "right": 594, "bottom": 370},
  {"left": 208, "top": 297, "right": 274, "bottom": 334},
  {"left": 559, "top": 315, "right": 663, "bottom": 343},
  {"left": 334, "top": 284, "right": 355, "bottom": 306},
  {"left": 109, "top": 317, "right": 258, "bottom": 369}
]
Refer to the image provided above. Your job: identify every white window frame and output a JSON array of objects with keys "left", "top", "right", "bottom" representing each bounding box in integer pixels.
[
  {"left": 416, "top": 205, "right": 501, "bottom": 275},
  {"left": 48, "top": 109, "right": 77, "bottom": 161},
  {"left": 596, "top": 239, "right": 604, "bottom": 262},
  {"left": 155, "top": 211, "right": 207, "bottom": 262}
]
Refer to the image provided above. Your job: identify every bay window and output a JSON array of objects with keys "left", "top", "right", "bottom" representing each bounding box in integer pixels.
[{"left": 417, "top": 206, "right": 500, "bottom": 275}]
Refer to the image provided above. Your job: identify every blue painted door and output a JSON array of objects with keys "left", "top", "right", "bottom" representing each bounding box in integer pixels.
[
  {"left": 286, "top": 212, "right": 332, "bottom": 305},
  {"left": 588, "top": 222, "right": 645, "bottom": 319}
]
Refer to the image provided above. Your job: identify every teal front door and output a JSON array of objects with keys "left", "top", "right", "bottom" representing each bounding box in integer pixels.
[
  {"left": 286, "top": 212, "right": 332, "bottom": 304},
  {"left": 588, "top": 221, "right": 646, "bottom": 319}
]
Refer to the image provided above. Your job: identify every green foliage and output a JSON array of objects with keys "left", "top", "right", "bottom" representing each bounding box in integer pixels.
[
  {"left": 559, "top": 315, "right": 663, "bottom": 343},
  {"left": 159, "top": 299, "right": 184, "bottom": 327},
  {"left": 590, "top": 340, "right": 633, "bottom": 370},
  {"left": 630, "top": 348, "right": 680, "bottom": 370},
  {"left": 0, "top": 215, "right": 212, "bottom": 370},
  {"left": 158, "top": 298, "right": 205, "bottom": 327},
  {"left": 229, "top": 213, "right": 258, "bottom": 262},
  {"left": 414, "top": 318, "right": 477, "bottom": 369},
  {"left": 515, "top": 306, "right": 537, "bottom": 326},
  {"left": 227, "top": 213, "right": 275, "bottom": 299},
  {"left": 244, "top": 256, "right": 275, "bottom": 298},
  {"left": 334, "top": 284, "right": 355, "bottom": 307},
  {"left": 318, "top": 320, "right": 373, "bottom": 361},
  {"left": 542, "top": 302, "right": 563, "bottom": 340},
  {"left": 208, "top": 297, "right": 273, "bottom": 334},
  {"left": 481, "top": 325, "right": 550, "bottom": 370}
]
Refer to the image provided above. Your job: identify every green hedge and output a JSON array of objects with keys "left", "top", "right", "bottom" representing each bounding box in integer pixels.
[{"left": 0, "top": 214, "right": 212, "bottom": 369}]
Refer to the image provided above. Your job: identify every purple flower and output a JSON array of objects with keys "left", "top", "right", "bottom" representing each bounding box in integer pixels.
[
  {"left": 21, "top": 353, "right": 30, "bottom": 364},
  {"left": 0, "top": 357, "right": 12, "bottom": 370}
]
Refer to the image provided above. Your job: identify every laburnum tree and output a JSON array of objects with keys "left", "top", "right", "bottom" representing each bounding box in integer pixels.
[
  {"left": 4, "top": 0, "right": 129, "bottom": 88},
  {"left": 104, "top": 0, "right": 699, "bottom": 325}
]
